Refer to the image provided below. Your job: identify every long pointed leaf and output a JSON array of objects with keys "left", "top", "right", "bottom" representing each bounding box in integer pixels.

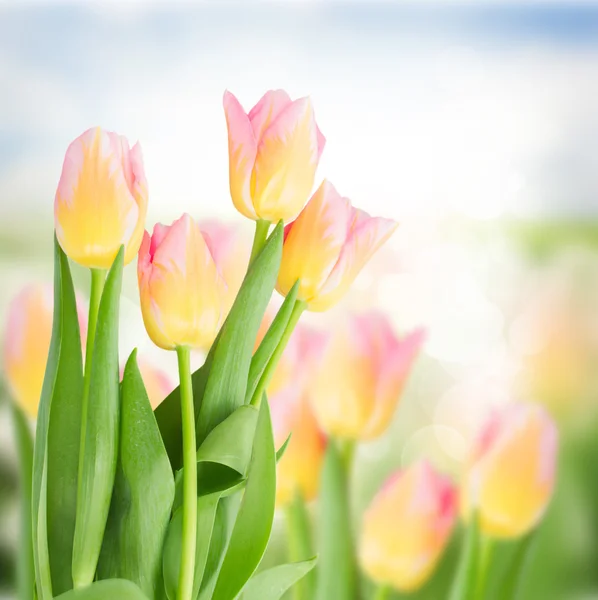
[
  {"left": 448, "top": 518, "right": 481, "bottom": 600},
  {"left": 242, "top": 558, "right": 317, "bottom": 600},
  {"left": 245, "top": 280, "right": 299, "bottom": 403},
  {"left": 197, "top": 223, "right": 283, "bottom": 444},
  {"left": 33, "top": 238, "right": 82, "bottom": 600},
  {"left": 54, "top": 579, "right": 149, "bottom": 600},
  {"left": 212, "top": 399, "right": 277, "bottom": 600},
  {"left": 97, "top": 349, "right": 175, "bottom": 598},
  {"left": 72, "top": 247, "right": 124, "bottom": 587}
]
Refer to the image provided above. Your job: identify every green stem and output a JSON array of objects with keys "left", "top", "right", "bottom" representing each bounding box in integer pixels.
[
  {"left": 74, "top": 267, "right": 105, "bottom": 587},
  {"left": 250, "top": 298, "right": 306, "bottom": 407},
  {"left": 249, "top": 219, "right": 271, "bottom": 264},
  {"left": 474, "top": 536, "right": 494, "bottom": 600},
  {"left": 285, "top": 490, "right": 314, "bottom": 600},
  {"left": 374, "top": 584, "right": 390, "bottom": 600},
  {"left": 11, "top": 403, "right": 34, "bottom": 600},
  {"left": 176, "top": 345, "right": 197, "bottom": 600}
]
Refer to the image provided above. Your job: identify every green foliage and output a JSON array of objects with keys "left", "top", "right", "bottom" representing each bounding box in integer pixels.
[
  {"left": 32, "top": 238, "right": 84, "bottom": 600},
  {"left": 315, "top": 442, "right": 356, "bottom": 600},
  {"left": 97, "top": 350, "right": 175, "bottom": 598},
  {"left": 211, "top": 399, "right": 277, "bottom": 600},
  {"left": 448, "top": 518, "right": 480, "bottom": 600},
  {"left": 242, "top": 558, "right": 317, "bottom": 600},
  {"left": 54, "top": 579, "right": 149, "bottom": 600},
  {"left": 72, "top": 247, "right": 124, "bottom": 588}
]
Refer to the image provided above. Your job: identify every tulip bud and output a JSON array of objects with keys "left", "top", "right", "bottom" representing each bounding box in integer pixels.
[
  {"left": 55, "top": 127, "right": 148, "bottom": 269},
  {"left": 269, "top": 327, "right": 327, "bottom": 507},
  {"left": 137, "top": 214, "right": 227, "bottom": 350},
  {"left": 461, "top": 403, "right": 558, "bottom": 539},
  {"left": 3, "top": 284, "right": 86, "bottom": 417},
  {"left": 223, "top": 89, "right": 325, "bottom": 223},
  {"left": 360, "top": 461, "right": 457, "bottom": 593},
  {"left": 276, "top": 180, "right": 398, "bottom": 312},
  {"left": 309, "top": 312, "right": 424, "bottom": 440},
  {"left": 200, "top": 220, "right": 251, "bottom": 318}
]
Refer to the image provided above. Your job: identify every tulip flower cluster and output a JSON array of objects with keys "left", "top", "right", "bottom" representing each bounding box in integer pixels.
[{"left": 2, "top": 87, "right": 559, "bottom": 600}]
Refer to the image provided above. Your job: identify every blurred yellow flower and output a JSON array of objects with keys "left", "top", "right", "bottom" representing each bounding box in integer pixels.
[
  {"left": 137, "top": 214, "right": 227, "bottom": 350},
  {"left": 309, "top": 312, "right": 424, "bottom": 440},
  {"left": 3, "top": 284, "right": 86, "bottom": 418},
  {"left": 461, "top": 403, "right": 558, "bottom": 539},
  {"left": 360, "top": 461, "right": 457, "bottom": 592},
  {"left": 55, "top": 127, "right": 148, "bottom": 269},
  {"left": 223, "top": 89, "right": 325, "bottom": 223},
  {"left": 276, "top": 180, "right": 398, "bottom": 312}
]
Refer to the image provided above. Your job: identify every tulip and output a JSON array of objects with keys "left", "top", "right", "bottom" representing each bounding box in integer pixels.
[
  {"left": 3, "top": 284, "right": 86, "bottom": 418},
  {"left": 268, "top": 326, "right": 327, "bottom": 506},
  {"left": 360, "top": 461, "right": 457, "bottom": 593},
  {"left": 461, "top": 403, "right": 558, "bottom": 539},
  {"left": 309, "top": 312, "right": 424, "bottom": 440},
  {"left": 138, "top": 213, "right": 227, "bottom": 351},
  {"left": 200, "top": 220, "right": 251, "bottom": 318},
  {"left": 223, "top": 89, "right": 325, "bottom": 223},
  {"left": 276, "top": 180, "right": 398, "bottom": 312},
  {"left": 55, "top": 127, "right": 148, "bottom": 269}
]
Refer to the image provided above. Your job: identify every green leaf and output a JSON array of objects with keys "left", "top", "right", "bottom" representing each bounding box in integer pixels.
[
  {"left": 245, "top": 280, "right": 299, "bottom": 403},
  {"left": 499, "top": 531, "right": 537, "bottom": 600},
  {"left": 242, "top": 558, "right": 318, "bottom": 600},
  {"left": 197, "top": 223, "right": 283, "bottom": 444},
  {"left": 162, "top": 494, "right": 220, "bottom": 600},
  {"left": 72, "top": 247, "right": 124, "bottom": 587},
  {"left": 10, "top": 403, "right": 34, "bottom": 600},
  {"left": 315, "top": 443, "right": 356, "bottom": 600},
  {"left": 448, "top": 518, "right": 481, "bottom": 600},
  {"left": 276, "top": 433, "right": 292, "bottom": 463},
  {"left": 33, "top": 237, "right": 83, "bottom": 600},
  {"left": 212, "top": 399, "right": 277, "bottom": 600},
  {"left": 284, "top": 491, "right": 314, "bottom": 600},
  {"left": 97, "top": 349, "right": 175, "bottom": 598},
  {"left": 197, "top": 498, "right": 230, "bottom": 600},
  {"left": 54, "top": 579, "right": 149, "bottom": 600}
]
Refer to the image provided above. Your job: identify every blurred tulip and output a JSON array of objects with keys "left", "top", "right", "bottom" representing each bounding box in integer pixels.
[
  {"left": 309, "top": 312, "right": 424, "bottom": 440},
  {"left": 200, "top": 220, "right": 251, "bottom": 317},
  {"left": 276, "top": 180, "right": 398, "bottom": 312},
  {"left": 3, "top": 284, "right": 87, "bottom": 418},
  {"left": 138, "top": 213, "right": 227, "bottom": 350},
  {"left": 55, "top": 127, "right": 148, "bottom": 269},
  {"left": 360, "top": 461, "right": 457, "bottom": 592},
  {"left": 269, "top": 326, "right": 327, "bottom": 507},
  {"left": 461, "top": 403, "right": 558, "bottom": 539},
  {"left": 223, "top": 89, "right": 325, "bottom": 223}
]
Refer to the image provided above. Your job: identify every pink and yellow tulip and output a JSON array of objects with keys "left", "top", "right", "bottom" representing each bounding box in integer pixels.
[
  {"left": 3, "top": 284, "right": 86, "bottom": 418},
  {"left": 309, "top": 312, "right": 424, "bottom": 440},
  {"left": 223, "top": 89, "right": 325, "bottom": 223},
  {"left": 360, "top": 461, "right": 457, "bottom": 592},
  {"left": 55, "top": 127, "right": 148, "bottom": 269},
  {"left": 461, "top": 403, "right": 558, "bottom": 539},
  {"left": 276, "top": 180, "right": 398, "bottom": 311},
  {"left": 137, "top": 213, "right": 227, "bottom": 350}
]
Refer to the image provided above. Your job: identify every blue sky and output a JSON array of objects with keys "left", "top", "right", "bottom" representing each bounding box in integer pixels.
[{"left": 1, "top": 1, "right": 598, "bottom": 224}]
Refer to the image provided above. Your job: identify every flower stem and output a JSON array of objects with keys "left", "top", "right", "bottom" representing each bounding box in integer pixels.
[
  {"left": 10, "top": 402, "right": 34, "bottom": 600},
  {"left": 249, "top": 219, "right": 271, "bottom": 264},
  {"left": 285, "top": 490, "right": 314, "bottom": 600},
  {"left": 374, "top": 584, "right": 390, "bottom": 600},
  {"left": 75, "top": 267, "right": 105, "bottom": 587},
  {"left": 250, "top": 299, "right": 306, "bottom": 407},
  {"left": 475, "top": 535, "right": 494, "bottom": 600},
  {"left": 176, "top": 345, "right": 197, "bottom": 600}
]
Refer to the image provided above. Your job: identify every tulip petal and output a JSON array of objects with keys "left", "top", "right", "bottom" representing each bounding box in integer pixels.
[
  {"left": 276, "top": 180, "right": 353, "bottom": 302},
  {"left": 253, "top": 97, "right": 320, "bottom": 222},
  {"left": 248, "top": 89, "right": 293, "bottom": 141},
  {"left": 223, "top": 91, "right": 258, "bottom": 220},
  {"left": 309, "top": 213, "right": 398, "bottom": 311},
  {"left": 55, "top": 127, "right": 142, "bottom": 269}
]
